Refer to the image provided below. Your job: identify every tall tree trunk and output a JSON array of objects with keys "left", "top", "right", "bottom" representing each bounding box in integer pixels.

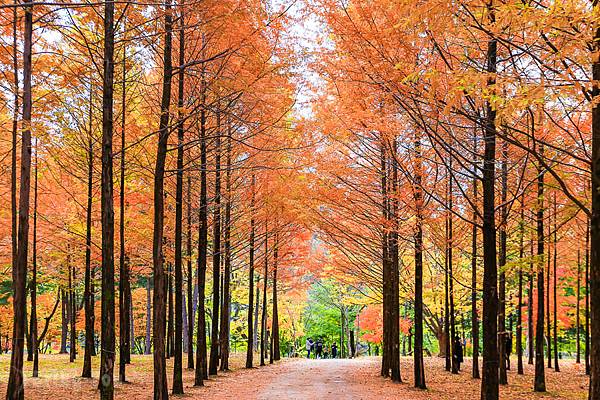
[
  {"left": 219, "top": 123, "right": 232, "bottom": 371},
  {"left": 516, "top": 196, "right": 524, "bottom": 375},
  {"left": 61, "top": 289, "right": 68, "bottom": 354},
  {"left": 145, "top": 278, "right": 151, "bottom": 355},
  {"left": 194, "top": 67, "right": 208, "bottom": 385},
  {"left": 528, "top": 237, "right": 534, "bottom": 365},
  {"left": 10, "top": 0, "right": 19, "bottom": 331},
  {"left": 389, "top": 139, "right": 401, "bottom": 382},
  {"left": 186, "top": 175, "right": 194, "bottom": 369},
  {"left": 498, "top": 141, "right": 508, "bottom": 385},
  {"left": 272, "top": 231, "right": 280, "bottom": 362},
  {"left": 167, "top": 263, "right": 174, "bottom": 358},
  {"left": 172, "top": 6, "right": 186, "bottom": 390},
  {"left": 534, "top": 142, "right": 546, "bottom": 392},
  {"left": 413, "top": 135, "right": 426, "bottom": 389},
  {"left": 246, "top": 175, "right": 256, "bottom": 368},
  {"left": 552, "top": 194, "right": 559, "bottom": 372},
  {"left": 380, "top": 138, "right": 390, "bottom": 377},
  {"left": 118, "top": 21, "right": 130, "bottom": 383},
  {"left": 260, "top": 224, "right": 268, "bottom": 367},
  {"left": 208, "top": 106, "right": 222, "bottom": 376},
  {"left": 546, "top": 220, "right": 551, "bottom": 370},
  {"left": 586, "top": 216, "right": 590, "bottom": 375},
  {"left": 152, "top": 1, "right": 173, "bottom": 396},
  {"left": 471, "top": 138, "right": 480, "bottom": 379},
  {"left": 577, "top": 248, "right": 581, "bottom": 364},
  {"left": 30, "top": 141, "right": 38, "bottom": 377},
  {"left": 480, "top": 5, "right": 499, "bottom": 397},
  {"left": 254, "top": 279, "right": 260, "bottom": 351},
  {"left": 83, "top": 87, "right": 94, "bottom": 378},
  {"left": 6, "top": 0, "right": 32, "bottom": 396},
  {"left": 98, "top": 0, "right": 116, "bottom": 396},
  {"left": 448, "top": 166, "right": 457, "bottom": 375},
  {"left": 69, "top": 257, "right": 76, "bottom": 363}
]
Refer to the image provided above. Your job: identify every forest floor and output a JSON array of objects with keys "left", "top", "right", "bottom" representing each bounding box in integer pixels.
[{"left": 0, "top": 353, "right": 589, "bottom": 399}]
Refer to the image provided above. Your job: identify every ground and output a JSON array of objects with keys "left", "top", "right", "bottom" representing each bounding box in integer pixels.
[{"left": 0, "top": 354, "right": 589, "bottom": 399}]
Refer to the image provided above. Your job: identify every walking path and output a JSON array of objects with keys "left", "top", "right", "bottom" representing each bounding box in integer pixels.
[{"left": 257, "top": 359, "right": 362, "bottom": 399}]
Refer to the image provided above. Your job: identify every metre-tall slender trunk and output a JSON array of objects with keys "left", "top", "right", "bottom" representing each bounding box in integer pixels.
[
  {"left": 586, "top": 217, "right": 590, "bottom": 375},
  {"left": 82, "top": 88, "right": 94, "bottom": 379},
  {"left": 186, "top": 174, "right": 194, "bottom": 369},
  {"left": 167, "top": 264, "right": 174, "bottom": 358},
  {"left": 145, "top": 277, "right": 151, "bottom": 355},
  {"left": 246, "top": 175, "right": 256, "bottom": 368},
  {"left": 471, "top": 136, "right": 480, "bottom": 379},
  {"left": 516, "top": 196, "right": 525, "bottom": 375},
  {"left": 552, "top": 195, "right": 559, "bottom": 372},
  {"left": 534, "top": 142, "right": 546, "bottom": 392},
  {"left": 208, "top": 106, "right": 222, "bottom": 376},
  {"left": 528, "top": 237, "right": 534, "bottom": 365},
  {"left": 219, "top": 123, "right": 232, "bottom": 371},
  {"left": 498, "top": 141, "right": 508, "bottom": 385},
  {"left": 194, "top": 68, "right": 208, "bottom": 384},
  {"left": 98, "top": 0, "right": 116, "bottom": 396},
  {"left": 413, "top": 135, "right": 426, "bottom": 389},
  {"left": 261, "top": 223, "right": 268, "bottom": 367},
  {"left": 172, "top": 5, "right": 186, "bottom": 390},
  {"left": 577, "top": 248, "right": 581, "bottom": 364},
  {"left": 6, "top": 0, "right": 32, "bottom": 397},
  {"left": 448, "top": 166, "right": 457, "bottom": 375},
  {"left": 380, "top": 138, "right": 390, "bottom": 377},
  {"left": 30, "top": 141, "right": 38, "bottom": 377},
  {"left": 272, "top": 231, "right": 280, "bottom": 362},
  {"left": 118, "top": 22, "right": 131, "bottom": 383},
  {"left": 480, "top": 4, "right": 499, "bottom": 397},
  {"left": 69, "top": 256, "right": 76, "bottom": 363},
  {"left": 152, "top": 1, "right": 173, "bottom": 397}
]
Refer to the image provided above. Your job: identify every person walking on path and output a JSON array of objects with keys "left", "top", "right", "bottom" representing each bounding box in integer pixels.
[
  {"left": 306, "top": 338, "right": 314, "bottom": 359},
  {"left": 331, "top": 342, "right": 338, "bottom": 359},
  {"left": 316, "top": 339, "right": 323, "bottom": 359}
]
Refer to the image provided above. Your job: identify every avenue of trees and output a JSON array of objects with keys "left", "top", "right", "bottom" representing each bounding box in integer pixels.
[{"left": 1, "top": 0, "right": 600, "bottom": 400}]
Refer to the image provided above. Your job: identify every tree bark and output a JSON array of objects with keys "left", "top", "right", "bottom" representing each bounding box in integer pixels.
[
  {"left": 194, "top": 65, "right": 208, "bottom": 385},
  {"left": 246, "top": 175, "right": 256, "bottom": 368},
  {"left": 152, "top": 1, "right": 173, "bottom": 396},
  {"left": 82, "top": 88, "right": 94, "bottom": 378},
  {"left": 516, "top": 196, "right": 524, "bottom": 375},
  {"left": 145, "top": 277, "right": 152, "bottom": 355},
  {"left": 261, "top": 223, "right": 268, "bottom": 367},
  {"left": 30, "top": 142, "right": 38, "bottom": 377},
  {"left": 498, "top": 141, "right": 508, "bottom": 385},
  {"left": 6, "top": 0, "right": 32, "bottom": 396},
  {"left": 471, "top": 138, "right": 480, "bottom": 379},
  {"left": 208, "top": 106, "right": 222, "bottom": 376},
  {"left": 413, "top": 135, "right": 426, "bottom": 389},
  {"left": 272, "top": 231, "right": 280, "bottom": 362},
  {"left": 480, "top": 5, "right": 499, "bottom": 397},
  {"left": 534, "top": 143, "right": 546, "bottom": 392}
]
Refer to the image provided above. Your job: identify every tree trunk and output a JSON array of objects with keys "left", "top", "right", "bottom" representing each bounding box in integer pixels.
[
  {"left": 528, "top": 237, "right": 534, "bottom": 365},
  {"left": 151, "top": 1, "right": 173, "bottom": 396},
  {"left": 534, "top": 143, "right": 546, "bottom": 392},
  {"left": 194, "top": 66, "right": 208, "bottom": 385},
  {"left": 586, "top": 217, "right": 590, "bottom": 375},
  {"left": 246, "top": 175, "right": 256, "bottom": 368},
  {"left": 118, "top": 22, "right": 130, "bottom": 382},
  {"left": 471, "top": 142, "right": 480, "bottom": 379},
  {"left": 186, "top": 174, "right": 194, "bottom": 369},
  {"left": 30, "top": 143, "right": 38, "bottom": 377},
  {"left": 272, "top": 231, "right": 280, "bottom": 362},
  {"left": 261, "top": 224, "right": 268, "bottom": 367},
  {"left": 498, "top": 141, "right": 508, "bottom": 385},
  {"left": 172, "top": 7, "right": 186, "bottom": 390},
  {"left": 82, "top": 90, "right": 94, "bottom": 378},
  {"left": 7, "top": 0, "right": 32, "bottom": 396},
  {"left": 208, "top": 106, "right": 222, "bottom": 376},
  {"left": 516, "top": 196, "right": 524, "bottom": 375},
  {"left": 219, "top": 123, "right": 232, "bottom": 371},
  {"left": 167, "top": 263, "right": 174, "bottom": 358},
  {"left": 480, "top": 7, "right": 499, "bottom": 397},
  {"left": 145, "top": 277, "right": 151, "bottom": 355},
  {"left": 448, "top": 167, "right": 457, "bottom": 375},
  {"left": 553, "top": 195, "right": 559, "bottom": 372},
  {"left": 413, "top": 136, "right": 426, "bottom": 390},
  {"left": 69, "top": 258, "right": 76, "bottom": 363},
  {"left": 98, "top": 0, "right": 116, "bottom": 396},
  {"left": 577, "top": 248, "right": 581, "bottom": 364}
]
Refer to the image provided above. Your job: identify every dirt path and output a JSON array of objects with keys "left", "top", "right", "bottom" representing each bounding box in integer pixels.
[{"left": 257, "top": 359, "right": 362, "bottom": 399}]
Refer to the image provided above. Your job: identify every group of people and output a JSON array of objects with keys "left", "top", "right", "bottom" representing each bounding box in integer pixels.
[{"left": 306, "top": 338, "right": 338, "bottom": 359}]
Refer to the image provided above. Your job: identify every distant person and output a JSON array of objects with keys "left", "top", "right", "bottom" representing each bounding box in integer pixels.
[
  {"left": 324, "top": 345, "right": 329, "bottom": 359},
  {"left": 316, "top": 339, "right": 323, "bottom": 359},
  {"left": 505, "top": 333, "right": 512, "bottom": 370},
  {"left": 331, "top": 342, "right": 338, "bottom": 359},
  {"left": 452, "top": 335, "right": 463, "bottom": 372},
  {"left": 306, "top": 338, "right": 314, "bottom": 359}
]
